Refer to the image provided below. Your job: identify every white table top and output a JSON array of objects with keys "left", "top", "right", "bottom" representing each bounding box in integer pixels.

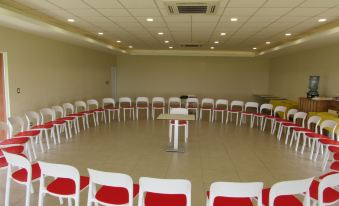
[{"left": 157, "top": 114, "right": 195, "bottom": 121}]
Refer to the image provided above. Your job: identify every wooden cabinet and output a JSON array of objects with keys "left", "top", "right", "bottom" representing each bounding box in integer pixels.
[{"left": 299, "top": 97, "right": 339, "bottom": 112}]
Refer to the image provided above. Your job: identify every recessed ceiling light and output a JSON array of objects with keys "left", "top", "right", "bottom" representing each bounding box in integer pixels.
[
  {"left": 210, "top": 46, "right": 215, "bottom": 50},
  {"left": 164, "top": 40, "right": 170, "bottom": 43},
  {"left": 98, "top": 32, "right": 103, "bottom": 35},
  {"left": 253, "top": 47, "right": 257, "bottom": 50},
  {"left": 158, "top": 32, "right": 164, "bottom": 35},
  {"left": 220, "top": 32, "right": 226, "bottom": 36},
  {"left": 128, "top": 45, "right": 133, "bottom": 48},
  {"left": 285, "top": 33, "right": 292, "bottom": 36},
  {"left": 116, "top": 40, "right": 121, "bottom": 43},
  {"left": 318, "top": 18, "right": 327, "bottom": 22},
  {"left": 230, "top": 18, "right": 238, "bottom": 22},
  {"left": 67, "top": 18, "right": 75, "bottom": 22},
  {"left": 214, "top": 41, "right": 219, "bottom": 44},
  {"left": 146, "top": 18, "right": 154, "bottom": 22},
  {"left": 266, "top": 41, "right": 271, "bottom": 45},
  {"left": 169, "top": 46, "right": 173, "bottom": 49}
]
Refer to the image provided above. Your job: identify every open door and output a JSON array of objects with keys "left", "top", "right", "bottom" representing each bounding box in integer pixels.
[{"left": 0, "top": 53, "right": 7, "bottom": 139}]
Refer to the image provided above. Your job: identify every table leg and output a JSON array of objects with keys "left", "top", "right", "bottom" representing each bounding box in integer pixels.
[{"left": 174, "top": 120, "right": 179, "bottom": 150}]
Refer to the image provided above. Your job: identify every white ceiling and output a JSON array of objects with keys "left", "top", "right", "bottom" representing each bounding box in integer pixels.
[{"left": 5, "top": 0, "right": 339, "bottom": 51}]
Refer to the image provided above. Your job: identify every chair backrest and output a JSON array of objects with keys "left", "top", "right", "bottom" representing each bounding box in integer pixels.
[
  {"left": 170, "top": 108, "right": 188, "bottom": 115},
  {"left": 230, "top": 100, "right": 244, "bottom": 111},
  {"left": 168, "top": 97, "right": 181, "bottom": 104},
  {"left": 286, "top": 109, "right": 298, "bottom": 120},
  {"left": 152, "top": 97, "right": 165, "bottom": 105},
  {"left": 215, "top": 99, "right": 228, "bottom": 109},
  {"left": 25, "top": 111, "right": 41, "bottom": 127},
  {"left": 8, "top": 116, "right": 26, "bottom": 132},
  {"left": 88, "top": 168, "right": 134, "bottom": 206},
  {"left": 208, "top": 182, "right": 263, "bottom": 206},
  {"left": 273, "top": 106, "right": 287, "bottom": 119},
  {"left": 102, "top": 98, "right": 116, "bottom": 108},
  {"left": 74, "top": 101, "right": 87, "bottom": 112},
  {"left": 52, "top": 105, "right": 65, "bottom": 118},
  {"left": 87, "top": 99, "right": 99, "bottom": 110},
  {"left": 307, "top": 116, "right": 321, "bottom": 133},
  {"left": 293, "top": 112, "right": 308, "bottom": 127},
  {"left": 0, "top": 122, "right": 12, "bottom": 139},
  {"left": 136, "top": 97, "right": 149, "bottom": 106},
  {"left": 319, "top": 120, "right": 337, "bottom": 139},
  {"left": 138, "top": 177, "right": 191, "bottom": 206},
  {"left": 318, "top": 173, "right": 339, "bottom": 206},
  {"left": 201, "top": 98, "right": 214, "bottom": 107},
  {"left": 63, "top": 103, "right": 75, "bottom": 115},
  {"left": 269, "top": 177, "right": 314, "bottom": 206},
  {"left": 119, "top": 97, "right": 132, "bottom": 107},
  {"left": 40, "top": 108, "right": 55, "bottom": 122},
  {"left": 185, "top": 98, "right": 199, "bottom": 108},
  {"left": 38, "top": 161, "right": 81, "bottom": 194},
  {"left": 3, "top": 152, "right": 31, "bottom": 179},
  {"left": 244, "top": 102, "right": 259, "bottom": 113},
  {"left": 259, "top": 104, "right": 273, "bottom": 115}
]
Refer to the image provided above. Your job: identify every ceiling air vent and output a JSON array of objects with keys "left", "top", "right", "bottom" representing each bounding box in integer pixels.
[
  {"left": 164, "top": 1, "right": 219, "bottom": 15},
  {"left": 180, "top": 43, "right": 203, "bottom": 48}
]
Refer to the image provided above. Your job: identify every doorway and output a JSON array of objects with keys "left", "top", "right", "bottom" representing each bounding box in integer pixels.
[{"left": 0, "top": 53, "right": 10, "bottom": 139}]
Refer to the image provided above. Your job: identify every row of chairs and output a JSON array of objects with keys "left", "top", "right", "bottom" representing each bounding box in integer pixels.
[{"left": 3, "top": 151, "right": 339, "bottom": 206}]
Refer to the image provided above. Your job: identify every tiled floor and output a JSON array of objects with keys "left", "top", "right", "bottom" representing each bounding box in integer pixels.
[{"left": 0, "top": 116, "right": 325, "bottom": 206}]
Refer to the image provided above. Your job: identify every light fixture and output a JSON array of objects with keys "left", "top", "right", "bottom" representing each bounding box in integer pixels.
[
  {"left": 318, "top": 18, "right": 327, "bottom": 22},
  {"left": 164, "top": 40, "right": 170, "bottom": 43},
  {"left": 285, "top": 33, "right": 292, "bottom": 36},
  {"left": 158, "top": 32, "right": 164, "bottom": 35},
  {"left": 169, "top": 46, "right": 173, "bottom": 49},
  {"left": 214, "top": 41, "right": 219, "bottom": 44},
  {"left": 146, "top": 18, "right": 154, "bottom": 22},
  {"left": 67, "top": 18, "right": 75, "bottom": 22},
  {"left": 116, "top": 40, "right": 121, "bottom": 43},
  {"left": 220, "top": 32, "right": 226, "bottom": 36},
  {"left": 210, "top": 46, "right": 215, "bottom": 50},
  {"left": 230, "top": 18, "right": 238, "bottom": 22},
  {"left": 128, "top": 45, "right": 133, "bottom": 48},
  {"left": 253, "top": 47, "right": 257, "bottom": 50},
  {"left": 98, "top": 32, "right": 103, "bottom": 35},
  {"left": 265, "top": 41, "right": 271, "bottom": 45}
]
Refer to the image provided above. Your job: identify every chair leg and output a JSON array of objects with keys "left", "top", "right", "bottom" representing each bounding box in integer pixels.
[
  {"left": 25, "top": 184, "right": 31, "bottom": 206},
  {"left": 30, "top": 138, "right": 37, "bottom": 159},
  {"left": 5, "top": 168, "right": 11, "bottom": 206},
  {"left": 169, "top": 124, "right": 172, "bottom": 143}
]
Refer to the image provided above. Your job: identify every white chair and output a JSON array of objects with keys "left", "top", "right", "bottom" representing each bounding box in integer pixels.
[
  {"left": 87, "top": 99, "right": 105, "bottom": 125},
  {"left": 102, "top": 98, "right": 120, "bottom": 122},
  {"left": 310, "top": 173, "right": 339, "bottom": 206},
  {"left": 262, "top": 106, "right": 287, "bottom": 133},
  {"left": 151, "top": 97, "right": 165, "bottom": 120},
  {"left": 263, "top": 177, "right": 314, "bottom": 206},
  {"left": 168, "top": 97, "right": 181, "bottom": 113},
  {"left": 52, "top": 105, "right": 77, "bottom": 138},
  {"left": 169, "top": 108, "right": 189, "bottom": 143},
  {"left": 38, "top": 161, "right": 89, "bottom": 206},
  {"left": 138, "top": 177, "right": 191, "bottom": 206},
  {"left": 206, "top": 182, "right": 263, "bottom": 206},
  {"left": 239, "top": 102, "right": 259, "bottom": 127},
  {"left": 87, "top": 168, "right": 139, "bottom": 206},
  {"left": 316, "top": 122, "right": 339, "bottom": 168},
  {"left": 40, "top": 108, "right": 68, "bottom": 144},
  {"left": 119, "top": 97, "right": 135, "bottom": 121},
  {"left": 252, "top": 104, "right": 273, "bottom": 129},
  {"left": 75, "top": 100, "right": 96, "bottom": 128},
  {"left": 200, "top": 98, "right": 214, "bottom": 122},
  {"left": 185, "top": 97, "right": 199, "bottom": 120},
  {"left": 135, "top": 97, "right": 149, "bottom": 120},
  {"left": 272, "top": 108, "right": 298, "bottom": 135},
  {"left": 277, "top": 111, "right": 307, "bottom": 144},
  {"left": 212, "top": 99, "right": 228, "bottom": 123},
  {"left": 63, "top": 102, "right": 85, "bottom": 132},
  {"left": 3, "top": 151, "right": 41, "bottom": 206},
  {"left": 226, "top": 100, "right": 244, "bottom": 126},
  {"left": 0, "top": 145, "right": 25, "bottom": 170}
]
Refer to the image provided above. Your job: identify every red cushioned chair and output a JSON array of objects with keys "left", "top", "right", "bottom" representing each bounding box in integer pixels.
[
  {"left": 136, "top": 97, "right": 150, "bottom": 120},
  {"left": 102, "top": 98, "right": 120, "bottom": 122},
  {"left": 272, "top": 108, "right": 297, "bottom": 136},
  {"left": 252, "top": 103, "right": 273, "bottom": 129},
  {"left": 168, "top": 97, "right": 181, "bottom": 113},
  {"left": 200, "top": 98, "right": 214, "bottom": 122},
  {"left": 40, "top": 108, "right": 68, "bottom": 144},
  {"left": 119, "top": 97, "right": 135, "bottom": 121},
  {"left": 212, "top": 99, "right": 228, "bottom": 123},
  {"left": 87, "top": 168, "right": 139, "bottom": 206},
  {"left": 206, "top": 182, "right": 263, "bottom": 206},
  {"left": 226, "top": 100, "right": 244, "bottom": 126},
  {"left": 262, "top": 106, "right": 287, "bottom": 134},
  {"left": 87, "top": 99, "right": 105, "bottom": 125},
  {"left": 38, "top": 161, "right": 89, "bottom": 206},
  {"left": 52, "top": 105, "right": 77, "bottom": 138},
  {"left": 239, "top": 102, "right": 259, "bottom": 127},
  {"left": 75, "top": 100, "right": 96, "bottom": 128},
  {"left": 185, "top": 97, "right": 199, "bottom": 120},
  {"left": 277, "top": 112, "right": 307, "bottom": 144},
  {"left": 137, "top": 177, "right": 191, "bottom": 206},
  {"left": 151, "top": 97, "right": 165, "bottom": 120},
  {"left": 0, "top": 145, "right": 25, "bottom": 170},
  {"left": 3, "top": 151, "right": 41, "bottom": 206},
  {"left": 310, "top": 173, "right": 339, "bottom": 206}
]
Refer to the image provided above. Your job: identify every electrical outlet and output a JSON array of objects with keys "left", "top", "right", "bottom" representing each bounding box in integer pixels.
[
  {"left": 29, "top": 122, "right": 33, "bottom": 127},
  {"left": 17, "top": 88, "right": 20, "bottom": 94}
]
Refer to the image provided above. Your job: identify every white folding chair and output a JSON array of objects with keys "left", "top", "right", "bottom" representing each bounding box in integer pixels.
[
  {"left": 151, "top": 97, "right": 165, "bottom": 120},
  {"left": 226, "top": 100, "right": 244, "bottom": 126},
  {"left": 138, "top": 177, "right": 191, "bottom": 206},
  {"left": 169, "top": 108, "right": 189, "bottom": 143},
  {"left": 102, "top": 98, "right": 120, "bottom": 122},
  {"left": 119, "top": 97, "right": 135, "bottom": 121},
  {"left": 212, "top": 99, "right": 228, "bottom": 123},
  {"left": 200, "top": 98, "right": 214, "bottom": 122},
  {"left": 136, "top": 97, "right": 149, "bottom": 120},
  {"left": 239, "top": 102, "right": 259, "bottom": 127},
  {"left": 87, "top": 99, "right": 105, "bottom": 125},
  {"left": 87, "top": 168, "right": 139, "bottom": 206},
  {"left": 310, "top": 173, "right": 339, "bottom": 206}
]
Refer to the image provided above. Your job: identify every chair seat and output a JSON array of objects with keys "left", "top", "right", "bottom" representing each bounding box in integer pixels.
[
  {"left": 121, "top": 106, "right": 134, "bottom": 109},
  {"left": 32, "top": 124, "right": 54, "bottom": 129},
  {"left": 94, "top": 108, "right": 105, "bottom": 112},
  {"left": 47, "top": 176, "right": 89, "bottom": 195},
  {"left": 330, "top": 162, "right": 339, "bottom": 171},
  {"left": 145, "top": 192, "right": 187, "bottom": 206},
  {"left": 305, "top": 133, "right": 328, "bottom": 139},
  {"left": 12, "top": 163, "right": 41, "bottom": 182},
  {"left": 15, "top": 130, "right": 40, "bottom": 137},
  {"left": 0, "top": 146, "right": 24, "bottom": 156},
  {"left": 201, "top": 107, "right": 213, "bottom": 110},
  {"left": 319, "top": 172, "right": 339, "bottom": 180},
  {"left": 0, "top": 137, "right": 30, "bottom": 145},
  {"left": 310, "top": 180, "right": 339, "bottom": 203},
  {"left": 47, "top": 120, "right": 66, "bottom": 125},
  {"left": 228, "top": 109, "right": 241, "bottom": 112},
  {"left": 329, "top": 146, "right": 339, "bottom": 153},
  {"left": 275, "top": 118, "right": 289, "bottom": 123},
  {"left": 293, "top": 127, "right": 313, "bottom": 133},
  {"left": 319, "top": 139, "right": 339, "bottom": 146},
  {"left": 262, "top": 188, "right": 302, "bottom": 206},
  {"left": 213, "top": 108, "right": 226, "bottom": 111},
  {"left": 82, "top": 111, "right": 95, "bottom": 114},
  {"left": 282, "top": 122, "right": 298, "bottom": 127},
  {"left": 57, "top": 117, "right": 75, "bottom": 121},
  {"left": 0, "top": 157, "right": 7, "bottom": 168},
  {"left": 265, "top": 115, "right": 280, "bottom": 119},
  {"left": 170, "top": 120, "right": 188, "bottom": 125},
  {"left": 253, "top": 113, "right": 266, "bottom": 116},
  {"left": 68, "top": 113, "right": 85, "bottom": 117},
  {"left": 206, "top": 191, "right": 253, "bottom": 206},
  {"left": 241, "top": 112, "right": 255, "bottom": 115},
  {"left": 153, "top": 106, "right": 165, "bottom": 109},
  {"left": 104, "top": 106, "right": 119, "bottom": 110},
  {"left": 95, "top": 184, "right": 139, "bottom": 205}
]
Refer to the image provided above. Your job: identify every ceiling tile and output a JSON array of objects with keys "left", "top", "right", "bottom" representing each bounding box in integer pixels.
[
  {"left": 228, "top": 0, "right": 267, "bottom": 7},
  {"left": 83, "top": 0, "right": 123, "bottom": 8},
  {"left": 287, "top": 8, "right": 329, "bottom": 16},
  {"left": 255, "top": 8, "right": 293, "bottom": 17},
  {"left": 301, "top": 0, "right": 339, "bottom": 7},
  {"left": 223, "top": 7, "right": 258, "bottom": 16},
  {"left": 14, "top": 0, "right": 60, "bottom": 10},
  {"left": 109, "top": 17, "right": 138, "bottom": 23},
  {"left": 263, "top": 0, "right": 305, "bottom": 8},
  {"left": 98, "top": 9, "right": 131, "bottom": 17},
  {"left": 128, "top": 9, "right": 161, "bottom": 17},
  {"left": 67, "top": 9, "right": 102, "bottom": 17},
  {"left": 118, "top": 0, "right": 157, "bottom": 8},
  {"left": 47, "top": 0, "right": 91, "bottom": 9}
]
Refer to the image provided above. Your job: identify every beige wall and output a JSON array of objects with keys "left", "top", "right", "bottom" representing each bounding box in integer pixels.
[
  {"left": 269, "top": 44, "right": 339, "bottom": 101},
  {"left": 117, "top": 55, "right": 270, "bottom": 101},
  {"left": 0, "top": 26, "right": 116, "bottom": 116}
]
